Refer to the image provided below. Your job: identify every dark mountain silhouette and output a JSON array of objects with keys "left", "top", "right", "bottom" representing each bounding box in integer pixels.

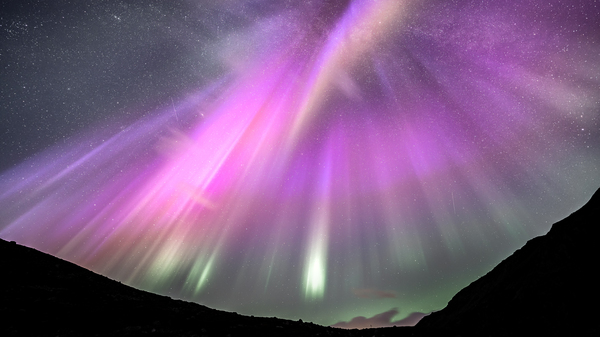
[
  {"left": 416, "top": 188, "right": 600, "bottom": 336},
  {"left": 0, "top": 237, "right": 351, "bottom": 336},
  {"left": 1, "top": 188, "right": 598, "bottom": 336}
]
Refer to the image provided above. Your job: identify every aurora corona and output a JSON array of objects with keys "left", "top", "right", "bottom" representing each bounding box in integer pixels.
[{"left": 1, "top": 0, "right": 599, "bottom": 328}]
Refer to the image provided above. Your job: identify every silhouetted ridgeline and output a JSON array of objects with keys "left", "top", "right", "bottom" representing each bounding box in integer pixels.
[
  {"left": 1, "top": 188, "right": 598, "bottom": 336},
  {"left": 0, "top": 237, "right": 348, "bottom": 336},
  {"left": 417, "top": 188, "right": 600, "bottom": 336}
]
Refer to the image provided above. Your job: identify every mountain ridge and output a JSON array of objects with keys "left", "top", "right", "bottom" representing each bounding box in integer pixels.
[
  {"left": 2, "top": 188, "right": 598, "bottom": 336},
  {"left": 416, "top": 188, "right": 600, "bottom": 335}
]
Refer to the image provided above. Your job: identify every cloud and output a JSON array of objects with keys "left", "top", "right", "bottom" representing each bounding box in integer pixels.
[
  {"left": 331, "top": 308, "right": 427, "bottom": 329},
  {"left": 352, "top": 288, "right": 397, "bottom": 299}
]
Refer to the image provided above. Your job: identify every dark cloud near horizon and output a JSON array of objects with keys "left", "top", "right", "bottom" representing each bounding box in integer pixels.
[{"left": 331, "top": 309, "right": 427, "bottom": 329}]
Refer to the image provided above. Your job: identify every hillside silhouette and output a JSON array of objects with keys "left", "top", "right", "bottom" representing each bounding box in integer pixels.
[{"left": 2, "top": 188, "right": 598, "bottom": 336}]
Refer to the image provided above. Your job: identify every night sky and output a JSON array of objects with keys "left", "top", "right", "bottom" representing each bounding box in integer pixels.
[{"left": 1, "top": 0, "right": 599, "bottom": 329}]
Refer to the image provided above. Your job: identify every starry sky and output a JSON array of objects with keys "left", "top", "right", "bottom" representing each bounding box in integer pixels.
[{"left": 1, "top": 0, "right": 599, "bottom": 329}]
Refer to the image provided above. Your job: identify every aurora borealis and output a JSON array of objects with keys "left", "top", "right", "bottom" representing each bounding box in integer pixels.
[{"left": 1, "top": 0, "right": 599, "bottom": 328}]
